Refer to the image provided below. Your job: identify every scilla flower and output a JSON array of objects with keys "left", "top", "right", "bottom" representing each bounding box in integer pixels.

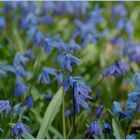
[
  {"left": 103, "top": 61, "right": 129, "bottom": 77},
  {"left": 11, "top": 122, "right": 30, "bottom": 138},
  {"left": 64, "top": 76, "right": 92, "bottom": 114},
  {"left": 0, "top": 100, "right": 11, "bottom": 116},
  {"left": 38, "top": 67, "right": 57, "bottom": 84},
  {"left": 58, "top": 53, "right": 80, "bottom": 72},
  {"left": 86, "top": 121, "right": 100, "bottom": 138},
  {"left": 14, "top": 80, "right": 28, "bottom": 97}
]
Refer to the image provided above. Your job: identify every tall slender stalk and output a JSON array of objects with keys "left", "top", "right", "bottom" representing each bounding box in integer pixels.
[{"left": 62, "top": 87, "right": 66, "bottom": 138}]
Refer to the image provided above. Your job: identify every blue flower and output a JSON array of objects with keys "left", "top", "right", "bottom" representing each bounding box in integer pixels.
[
  {"left": 112, "top": 101, "right": 132, "bottom": 120},
  {"left": 0, "top": 100, "right": 11, "bottom": 116},
  {"left": 111, "top": 35, "right": 124, "bottom": 49},
  {"left": 58, "top": 53, "right": 80, "bottom": 72},
  {"left": 33, "top": 30, "right": 44, "bottom": 47},
  {"left": 3, "top": 53, "right": 32, "bottom": 80},
  {"left": 112, "top": 101, "right": 122, "bottom": 114},
  {"left": 103, "top": 122, "right": 112, "bottom": 133},
  {"left": 111, "top": 3, "right": 127, "bottom": 18},
  {"left": 63, "top": 76, "right": 82, "bottom": 92},
  {"left": 127, "top": 91, "right": 140, "bottom": 103},
  {"left": 88, "top": 5, "right": 104, "bottom": 24},
  {"left": 42, "top": 35, "right": 60, "bottom": 54},
  {"left": 116, "top": 18, "right": 134, "bottom": 36},
  {"left": 103, "top": 61, "right": 129, "bottom": 77},
  {"left": 125, "top": 42, "right": 140, "bottom": 63},
  {"left": 38, "top": 15, "right": 54, "bottom": 25},
  {"left": 11, "top": 122, "right": 30, "bottom": 138},
  {"left": 14, "top": 53, "right": 29, "bottom": 67},
  {"left": 65, "top": 109, "right": 72, "bottom": 118},
  {"left": 64, "top": 76, "right": 92, "bottom": 114},
  {"left": 73, "top": 19, "right": 99, "bottom": 47},
  {"left": 38, "top": 67, "right": 57, "bottom": 84},
  {"left": 95, "top": 105, "right": 104, "bottom": 118},
  {"left": 126, "top": 134, "right": 136, "bottom": 139},
  {"left": 0, "top": 16, "right": 6, "bottom": 30},
  {"left": 24, "top": 96, "right": 34, "bottom": 109},
  {"left": 86, "top": 121, "right": 100, "bottom": 138},
  {"left": 44, "top": 95, "right": 53, "bottom": 100},
  {"left": 57, "top": 73, "right": 63, "bottom": 86},
  {"left": 14, "top": 80, "right": 28, "bottom": 97}
]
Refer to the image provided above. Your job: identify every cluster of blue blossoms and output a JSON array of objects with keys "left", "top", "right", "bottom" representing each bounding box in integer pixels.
[{"left": 0, "top": 1, "right": 139, "bottom": 139}]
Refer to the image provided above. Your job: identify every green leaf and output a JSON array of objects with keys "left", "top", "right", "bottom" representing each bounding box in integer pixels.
[
  {"left": 37, "top": 87, "right": 63, "bottom": 138},
  {"left": 22, "top": 132, "right": 35, "bottom": 139},
  {"left": 112, "top": 118, "right": 125, "bottom": 139}
]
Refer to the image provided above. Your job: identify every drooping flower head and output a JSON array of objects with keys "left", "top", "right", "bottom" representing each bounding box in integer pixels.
[
  {"left": 95, "top": 105, "right": 104, "bottom": 118},
  {"left": 58, "top": 53, "right": 80, "bottom": 72},
  {"left": 86, "top": 121, "right": 100, "bottom": 138},
  {"left": 103, "top": 61, "right": 129, "bottom": 77},
  {"left": 24, "top": 96, "right": 34, "bottom": 109},
  {"left": 103, "top": 122, "right": 112, "bottom": 134},
  {"left": 38, "top": 67, "right": 57, "bottom": 84},
  {"left": 0, "top": 100, "right": 11, "bottom": 116},
  {"left": 14, "top": 80, "right": 28, "bottom": 97},
  {"left": 11, "top": 122, "right": 30, "bottom": 138},
  {"left": 64, "top": 76, "right": 92, "bottom": 114}
]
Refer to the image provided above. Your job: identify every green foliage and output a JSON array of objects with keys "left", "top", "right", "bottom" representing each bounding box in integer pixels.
[{"left": 37, "top": 87, "right": 63, "bottom": 138}]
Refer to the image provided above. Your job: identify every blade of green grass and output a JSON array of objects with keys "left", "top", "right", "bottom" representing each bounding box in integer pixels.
[{"left": 37, "top": 87, "right": 63, "bottom": 138}]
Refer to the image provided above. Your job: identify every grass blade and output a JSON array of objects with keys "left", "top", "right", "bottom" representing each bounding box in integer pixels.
[{"left": 37, "top": 87, "right": 63, "bottom": 138}]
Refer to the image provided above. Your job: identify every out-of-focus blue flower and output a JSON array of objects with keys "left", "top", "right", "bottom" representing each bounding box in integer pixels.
[
  {"left": 14, "top": 80, "right": 28, "bottom": 97},
  {"left": 53, "top": 1, "right": 90, "bottom": 16},
  {"left": 116, "top": 18, "right": 134, "bottom": 36},
  {"left": 103, "top": 61, "right": 129, "bottom": 77},
  {"left": 73, "top": 19, "right": 100, "bottom": 47},
  {"left": 0, "top": 16, "right": 6, "bottom": 30},
  {"left": 125, "top": 42, "right": 140, "bottom": 63},
  {"left": 3, "top": 53, "right": 32, "bottom": 80},
  {"left": 14, "top": 53, "right": 29, "bottom": 67},
  {"left": 127, "top": 91, "right": 140, "bottom": 103},
  {"left": 112, "top": 101, "right": 132, "bottom": 120},
  {"left": 65, "top": 109, "right": 72, "bottom": 118},
  {"left": 38, "top": 67, "right": 57, "bottom": 84},
  {"left": 24, "top": 96, "right": 33, "bottom": 109},
  {"left": 125, "top": 102, "right": 137, "bottom": 112},
  {"left": 57, "top": 73, "right": 63, "bottom": 86},
  {"left": 42, "top": 35, "right": 59, "bottom": 54},
  {"left": 95, "top": 105, "right": 104, "bottom": 118},
  {"left": 58, "top": 53, "right": 80, "bottom": 72},
  {"left": 103, "top": 122, "right": 112, "bottom": 133},
  {"left": 67, "top": 40, "right": 81, "bottom": 52},
  {"left": 0, "top": 100, "right": 11, "bottom": 116},
  {"left": 126, "top": 134, "right": 136, "bottom": 139},
  {"left": 111, "top": 35, "right": 124, "bottom": 49},
  {"left": 86, "top": 121, "right": 100, "bottom": 138},
  {"left": 88, "top": 5, "right": 104, "bottom": 24},
  {"left": 33, "top": 30, "right": 44, "bottom": 47},
  {"left": 111, "top": 3, "right": 127, "bottom": 18},
  {"left": 19, "top": 12, "right": 38, "bottom": 30},
  {"left": 38, "top": 15, "right": 54, "bottom": 25},
  {"left": 44, "top": 95, "right": 53, "bottom": 100},
  {"left": 112, "top": 101, "right": 122, "bottom": 113},
  {"left": 11, "top": 122, "right": 30, "bottom": 138}
]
